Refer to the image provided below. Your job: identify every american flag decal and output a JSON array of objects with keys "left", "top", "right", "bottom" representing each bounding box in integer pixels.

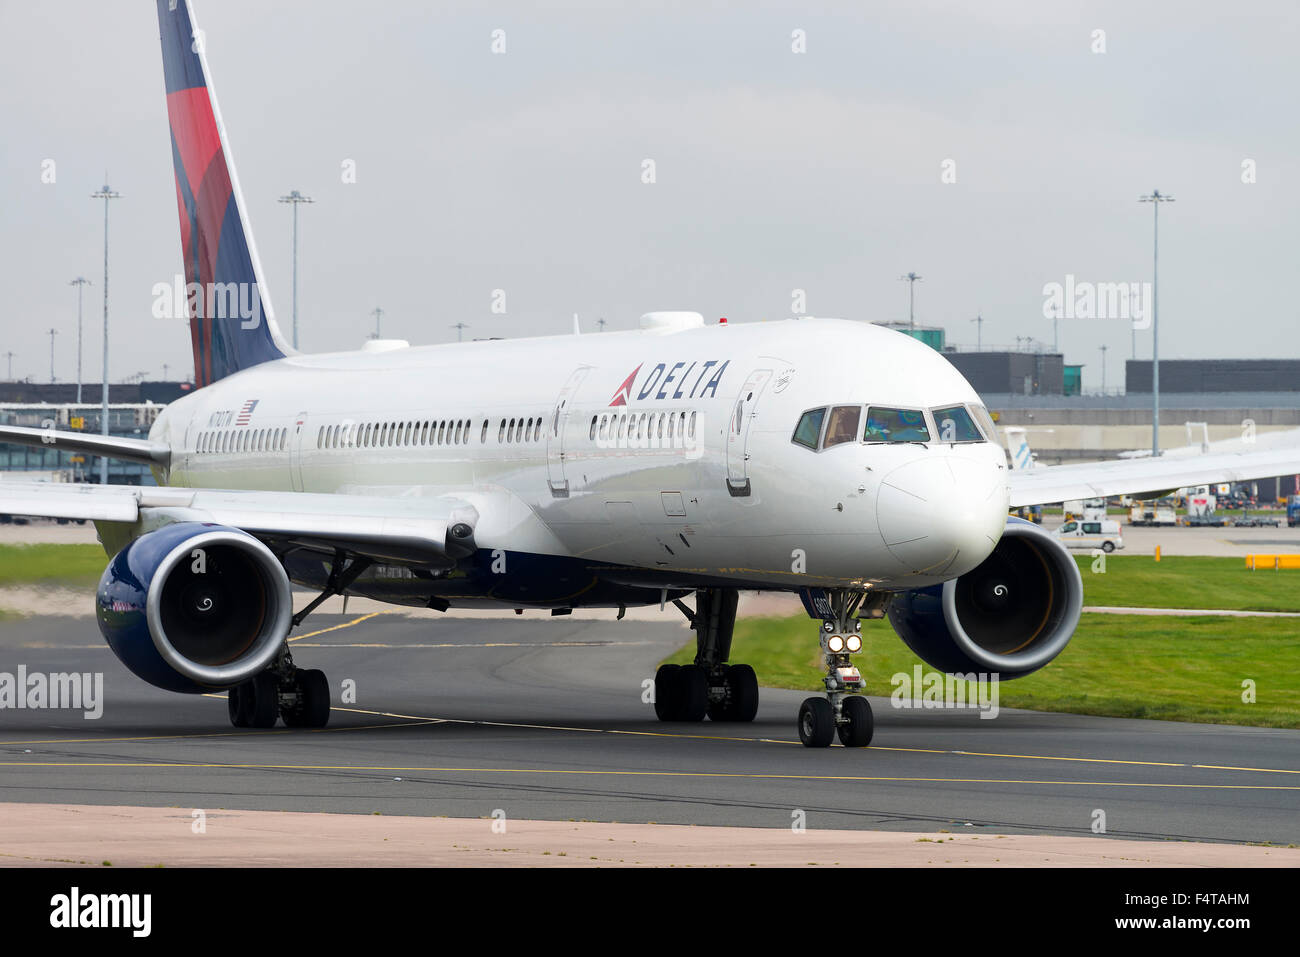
[{"left": 235, "top": 399, "right": 259, "bottom": 425}]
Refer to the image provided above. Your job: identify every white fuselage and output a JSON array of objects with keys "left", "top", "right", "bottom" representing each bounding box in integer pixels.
[{"left": 153, "top": 318, "right": 1010, "bottom": 598}]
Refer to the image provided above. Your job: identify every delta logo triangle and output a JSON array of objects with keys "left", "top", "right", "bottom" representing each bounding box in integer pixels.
[{"left": 608, "top": 364, "right": 642, "bottom": 406}]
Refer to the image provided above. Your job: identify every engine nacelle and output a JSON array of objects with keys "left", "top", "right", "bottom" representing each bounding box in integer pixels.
[
  {"left": 96, "top": 522, "right": 293, "bottom": 693},
  {"left": 886, "top": 518, "right": 1082, "bottom": 679}
]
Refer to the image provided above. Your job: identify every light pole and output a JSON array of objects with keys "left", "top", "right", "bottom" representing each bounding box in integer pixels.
[
  {"left": 3, "top": 352, "right": 13, "bottom": 380},
  {"left": 899, "top": 272, "right": 923, "bottom": 329},
  {"left": 91, "top": 183, "right": 121, "bottom": 485},
  {"left": 278, "top": 190, "right": 313, "bottom": 350},
  {"left": 47, "top": 329, "right": 58, "bottom": 383},
  {"left": 69, "top": 277, "right": 91, "bottom": 403},
  {"left": 1050, "top": 302, "right": 1059, "bottom": 353},
  {"left": 451, "top": 322, "right": 468, "bottom": 342},
  {"left": 1139, "top": 189, "right": 1174, "bottom": 457},
  {"left": 370, "top": 307, "right": 383, "bottom": 340},
  {"left": 1099, "top": 344, "right": 1108, "bottom": 395},
  {"left": 969, "top": 313, "right": 984, "bottom": 350}
]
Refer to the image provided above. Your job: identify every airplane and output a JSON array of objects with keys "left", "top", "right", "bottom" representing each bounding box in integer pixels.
[{"left": 4, "top": 0, "right": 1300, "bottom": 748}]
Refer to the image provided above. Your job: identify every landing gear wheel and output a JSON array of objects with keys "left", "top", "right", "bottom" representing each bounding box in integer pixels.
[
  {"left": 654, "top": 664, "right": 682, "bottom": 721},
  {"left": 282, "top": 669, "right": 331, "bottom": 728},
  {"left": 706, "top": 664, "right": 731, "bottom": 722},
  {"left": 798, "top": 697, "right": 835, "bottom": 748},
  {"left": 705, "top": 663, "right": 760, "bottom": 722},
  {"left": 727, "top": 664, "right": 759, "bottom": 722},
  {"left": 837, "top": 695, "right": 873, "bottom": 747},
  {"left": 678, "top": 664, "right": 708, "bottom": 722},
  {"left": 247, "top": 671, "right": 280, "bottom": 728},
  {"left": 298, "top": 668, "right": 330, "bottom": 727},
  {"left": 227, "top": 683, "right": 253, "bottom": 728}
]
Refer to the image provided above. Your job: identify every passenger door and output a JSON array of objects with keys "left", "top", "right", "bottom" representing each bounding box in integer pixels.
[
  {"left": 725, "top": 369, "right": 772, "bottom": 496},
  {"left": 290, "top": 411, "right": 309, "bottom": 492},
  {"left": 547, "top": 367, "right": 591, "bottom": 497}
]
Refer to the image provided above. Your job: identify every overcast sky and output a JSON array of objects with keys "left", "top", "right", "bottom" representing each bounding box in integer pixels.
[{"left": 2, "top": 0, "right": 1297, "bottom": 392}]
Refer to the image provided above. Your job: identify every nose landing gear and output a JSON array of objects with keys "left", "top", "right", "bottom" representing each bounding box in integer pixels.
[{"left": 797, "top": 589, "right": 887, "bottom": 748}]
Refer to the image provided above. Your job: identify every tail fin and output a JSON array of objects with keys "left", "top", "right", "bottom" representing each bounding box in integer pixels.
[
  {"left": 1003, "top": 426, "right": 1035, "bottom": 470},
  {"left": 157, "top": 0, "right": 291, "bottom": 388}
]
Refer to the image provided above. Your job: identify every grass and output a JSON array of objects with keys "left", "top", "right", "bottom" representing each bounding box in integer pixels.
[
  {"left": 0, "top": 544, "right": 106, "bottom": 590},
  {"left": 667, "top": 612, "right": 1300, "bottom": 728},
  {"left": 1073, "top": 555, "right": 1300, "bottom": 612}
]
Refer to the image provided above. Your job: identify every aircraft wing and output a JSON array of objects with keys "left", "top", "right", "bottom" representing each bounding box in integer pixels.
[
  {"left": 0, "top": 425, "right": 170, "bottom": 468},
  {"left": 1008, "top": 446, "right": 1300, "bottom": 508},
  {"left": 0, "top": 482, "right": 479, "bottom": 566}
]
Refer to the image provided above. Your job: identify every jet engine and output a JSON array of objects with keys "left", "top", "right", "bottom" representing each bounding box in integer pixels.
[
  {"left": 886, "top": 518, "right": 1083, "bottom": 679},
  {"left": 96, "top": 522, "right": 293, "bottom": 692}
]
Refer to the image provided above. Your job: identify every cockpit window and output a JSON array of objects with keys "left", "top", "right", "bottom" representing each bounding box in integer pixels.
[
  {"left": 970, "top": 403, "right": 997, "bottom": 441},
  {"left": 823, "top": 406, "right": 861, "bottom": 448},
  {"left": 792, "top": 407, "right": 826, "bottom": 450},
  {"left": 932, "top": 405, "right": 983, "bottom": 443},
  {"left": 864, "top": 407, "right": 930, "bottom": 443}
]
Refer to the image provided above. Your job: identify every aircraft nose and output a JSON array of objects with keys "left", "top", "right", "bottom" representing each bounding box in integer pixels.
[{"left": 876, "top": 456, "right": 1006, "bottom": 576}]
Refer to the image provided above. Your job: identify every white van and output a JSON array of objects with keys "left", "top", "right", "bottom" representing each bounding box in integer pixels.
[{"left": 1053, "top": 519, "right": 1125, "bottom": 553}]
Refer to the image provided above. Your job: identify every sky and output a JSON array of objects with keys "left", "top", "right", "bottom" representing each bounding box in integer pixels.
[{"left": 2, "top": 0, "right": 1297, "bottom": 393}]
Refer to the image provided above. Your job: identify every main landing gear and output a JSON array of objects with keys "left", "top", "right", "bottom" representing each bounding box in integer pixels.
[
  {"left": 228, "top": 646, "right": 331, "bottom": 729},
  {"left": 797, "top": 590, "right": 888, "bottom": 749},
  {"left": 227, "top": 549, "right": 366, "bottom": 729},
  {"left": 653, "top": 589, "right": 759, "bottom": 723}
]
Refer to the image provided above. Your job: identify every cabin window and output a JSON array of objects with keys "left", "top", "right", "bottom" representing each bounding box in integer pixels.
[
  {"left": 688, "top": 412, "right": 697, "bottom": 440},
  {"left": 481, "top": 419, "right": 489, "bottom": 443},
  {"left": 864, "top": 407, "right": 930, "bottom": 443}
]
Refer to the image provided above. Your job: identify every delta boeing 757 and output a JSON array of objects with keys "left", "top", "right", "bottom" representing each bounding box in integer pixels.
[{"left": 4, "top": 0, "right": 1298, "bottom": 747}]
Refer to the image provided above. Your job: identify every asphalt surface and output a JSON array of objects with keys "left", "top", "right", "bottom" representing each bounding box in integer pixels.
[{"left": 1, "top": 612, "right": 1297, "bottom": 845}]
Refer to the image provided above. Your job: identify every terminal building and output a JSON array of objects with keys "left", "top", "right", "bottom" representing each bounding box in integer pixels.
[
  {"left": 0, "top": 381, "right": 193, "bottom": 486},
  {"left": 1127, "top": 359, "right": 1300, "bottom": 394}
]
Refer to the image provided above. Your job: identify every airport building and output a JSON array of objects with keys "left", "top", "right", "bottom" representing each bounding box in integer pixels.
[
  {"left": 0, "top": 382, "right": 191, "bottom": 486},
  {"left": 944, "top": 351, "right": 1068, "bottom": 397},
  {"left": 1126, "top": 359, "right": 1300, "bottom": 394}
]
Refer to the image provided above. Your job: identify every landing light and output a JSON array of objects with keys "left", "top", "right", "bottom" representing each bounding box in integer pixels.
[
  {"left": 846, "top": 634, "right": 863, "bottom": 653},
  {"left": 827, "top": 635, "right": 845, "bottom": 653}
]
